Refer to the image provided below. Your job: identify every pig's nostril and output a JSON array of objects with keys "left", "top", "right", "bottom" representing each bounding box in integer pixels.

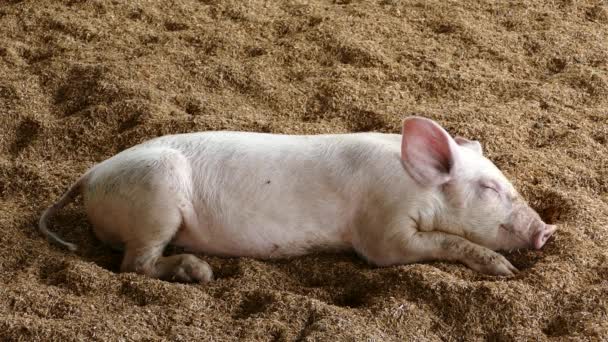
[{"left": 533, "top": 224, "right": 557, "bottom": 249}]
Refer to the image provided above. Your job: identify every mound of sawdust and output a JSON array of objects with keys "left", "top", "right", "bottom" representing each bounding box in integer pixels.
[{"left": 1, "top": 0, "right": 607, "bottom": 340}]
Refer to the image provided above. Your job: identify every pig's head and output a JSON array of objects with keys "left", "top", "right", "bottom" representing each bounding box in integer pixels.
[{"left": 400, "top": 117, "right": 556, "bottom": 251}]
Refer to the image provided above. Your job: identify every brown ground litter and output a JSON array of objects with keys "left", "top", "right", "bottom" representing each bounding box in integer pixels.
[{"left": 1, "top": 0, "right": 607, "bottom": 340}]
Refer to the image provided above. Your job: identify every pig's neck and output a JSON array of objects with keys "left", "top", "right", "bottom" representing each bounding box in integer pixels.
[{"left": 418, "top": 190, "right": 468, "bottom": 239}]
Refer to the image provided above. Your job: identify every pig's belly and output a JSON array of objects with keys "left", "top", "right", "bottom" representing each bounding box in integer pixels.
[{"left": 171, "top": 207, "right": 353, "bottom": 258}]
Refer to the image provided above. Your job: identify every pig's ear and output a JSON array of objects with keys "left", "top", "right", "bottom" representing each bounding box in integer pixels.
[
  {"left": 454, "top": 136, "right": 483, "bottom": 155},
  {"left": 401, "top": 117, "right": 460, "bottom": 187}
]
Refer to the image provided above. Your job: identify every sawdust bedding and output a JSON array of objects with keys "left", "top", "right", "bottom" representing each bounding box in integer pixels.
[{"left": 1, "top": 0, "right": 607, "bottom": 340}]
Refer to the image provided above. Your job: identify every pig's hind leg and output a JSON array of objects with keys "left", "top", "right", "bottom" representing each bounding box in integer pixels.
[
  {"left": 119, "top": 204, "right": 214, "bottom": 283},
  {"left": 121, "top": 236, "right": 214, "bottom": 283},
  {"left": 87, "top": 148, "right": 213, "bottom": 283}
]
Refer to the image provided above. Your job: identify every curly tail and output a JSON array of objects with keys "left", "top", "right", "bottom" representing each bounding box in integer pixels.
[{"left": 38, "top": 175, "right": 87, "bottom": 252}]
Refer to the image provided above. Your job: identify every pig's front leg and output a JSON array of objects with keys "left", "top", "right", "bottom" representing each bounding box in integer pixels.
[
  {"left": 365, "top": 228, "right": 519, "bottom": 276},
  {"left": 402, "top": 231, "right": 519, "bottom": 276}
]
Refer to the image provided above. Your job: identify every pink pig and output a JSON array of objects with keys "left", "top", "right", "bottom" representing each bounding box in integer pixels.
[{"left": 39, "top": 117, "right": 556, "bottom": 282}]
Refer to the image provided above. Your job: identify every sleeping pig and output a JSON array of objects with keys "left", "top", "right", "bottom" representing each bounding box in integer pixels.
[{"left": 39, "top": 116, "right": 556, "bottom": 283}]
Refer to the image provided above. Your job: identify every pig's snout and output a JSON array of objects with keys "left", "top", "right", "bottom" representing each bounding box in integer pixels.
[
  {"left": 505, "top": 204, "right": 557, "bottom": 250},
  {"left": 532, "top": 223, "right": 557, "bottom": 250}
]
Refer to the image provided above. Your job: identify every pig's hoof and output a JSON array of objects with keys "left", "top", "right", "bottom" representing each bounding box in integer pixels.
[
  {"left": 171, "top": 255, "right": 214, "bottom": 283},
  {"left": 469, "top": 253, "right": 519, "bottom": 276}
]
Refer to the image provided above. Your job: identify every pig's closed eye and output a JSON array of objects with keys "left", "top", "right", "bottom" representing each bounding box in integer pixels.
[{"left": 481, "top": 185, "right": 500, "bottom": 195}]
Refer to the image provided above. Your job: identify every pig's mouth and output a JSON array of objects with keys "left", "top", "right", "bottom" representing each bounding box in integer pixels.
[
  {"left": 499, "top": 221, "right": 557, "bottom": 250},
  {"left": 499, "top": 223, "right": 529, "bottom": 248}
]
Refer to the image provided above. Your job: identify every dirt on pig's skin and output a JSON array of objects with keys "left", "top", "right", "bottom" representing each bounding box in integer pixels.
[{"left": 1, "top": 0, "right": 607, "bottom": 340}]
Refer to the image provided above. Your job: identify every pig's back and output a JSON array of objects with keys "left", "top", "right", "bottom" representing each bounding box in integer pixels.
[
  {"left": 142, "top": 131, "right": 400, "bottom": 156},
  {"left": 141, "top": 131, "right": 403, "bottom": 182}
]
